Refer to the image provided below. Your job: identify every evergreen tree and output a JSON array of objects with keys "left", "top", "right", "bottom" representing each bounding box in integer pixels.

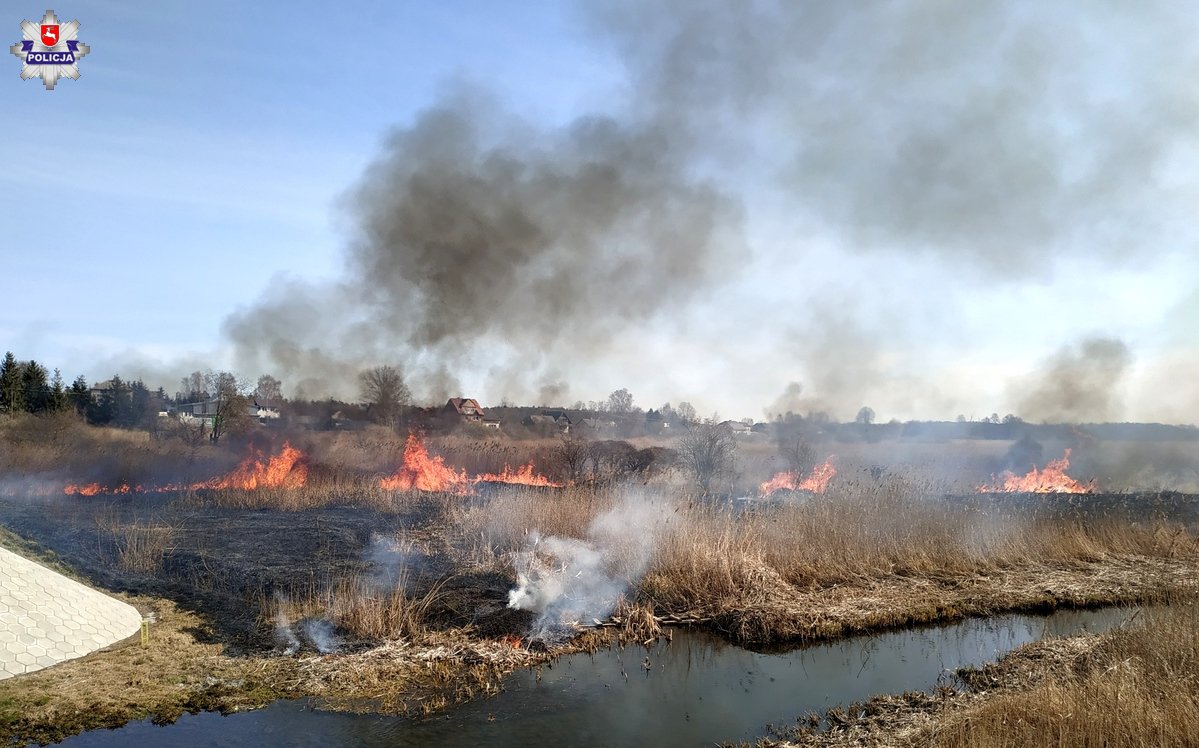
[
  {"left": 69, "top": 375, "right": 91, "bottom": 416},
  {"left": 89, "top": 375, "right": 127, "bottom": 425},
  {"left": 49, "top": 369, "right": 68, "bottom": 412},
  {"left": 128, "top": 379, "right": 151, "bottom": 428},
  {"left": 21, "top": 360, "right": 49, "bottom": 413},
  {"left": 0, "top": 352, "right": 22, "bottom": 414}
]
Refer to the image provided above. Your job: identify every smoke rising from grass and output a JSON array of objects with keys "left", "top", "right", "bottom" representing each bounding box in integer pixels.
[
  {"left": 507, "top": 491, "right": 670, "bottom": 638},
  {"left": 273, "top": 592, "right": 301, "bottom": 655},
  {"left": 1015, "top": 337, "right": 1132, "bottom": 423},
  {"left": 300, "top": 618, "right": 341, "bottom": 654},
  {"left": 363, "top": 533, "right": 420, "bottom": 592}
]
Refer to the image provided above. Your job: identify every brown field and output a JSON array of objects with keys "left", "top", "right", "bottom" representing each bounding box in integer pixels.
[{"left": 1, "top": 415, "right": 1198, "bottom": 743}]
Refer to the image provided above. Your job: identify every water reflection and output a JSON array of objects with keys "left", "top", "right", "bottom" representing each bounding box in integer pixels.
[{"left": 58, "top": 607, "right": 1135, "bottom": 748}]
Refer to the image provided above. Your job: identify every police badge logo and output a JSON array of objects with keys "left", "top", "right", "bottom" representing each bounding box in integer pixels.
[{"left": 10, "top": 10, "right": 89, "bottom": 90}]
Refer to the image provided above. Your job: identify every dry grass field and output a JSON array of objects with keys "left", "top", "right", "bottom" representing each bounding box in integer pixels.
[{"left": 1, "top": 414, "right": 1197, "bottom": 743}]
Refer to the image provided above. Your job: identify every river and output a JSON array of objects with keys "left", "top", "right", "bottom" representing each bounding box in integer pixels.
[{"left": 57, "top": 606, "right": 1134, "bottom": 747}]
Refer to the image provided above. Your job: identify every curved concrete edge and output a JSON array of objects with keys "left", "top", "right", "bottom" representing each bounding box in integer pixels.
[{"left": 0, "top": 547, "right": 142, "bottom": 679}]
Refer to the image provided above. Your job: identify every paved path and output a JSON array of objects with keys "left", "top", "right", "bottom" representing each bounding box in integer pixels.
[{"left": 0, "top": 547, "right": 142, "bottom": 679}]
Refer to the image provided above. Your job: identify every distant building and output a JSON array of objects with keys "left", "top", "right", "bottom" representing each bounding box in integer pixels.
[
  {"left": 175, "top": 399, "right": 219, "bottom": 429},
  {"left": 576, "top": 417, "right": 617, "bottom": 434},
  {"left": 89, "top": 380, "right": 117, "bottom": 401},
  {"left": 719, "top": 420, "right": 752, "bottom": 436},
  {"left": 251, "top": 403, "right": 281, "bottom": 422},
  {"left": 443, "top": 398, "right": 486, "bottom": 423},
  {"left": 523, "top": 409, "right": 573, "bottom": 434}
]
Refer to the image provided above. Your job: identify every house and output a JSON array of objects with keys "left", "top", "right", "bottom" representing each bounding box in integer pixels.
[
  {"left": 576, "top": 417, "right": 617, "bottom": 434},
  {"left": 443, "top": 398, "right": 486, "bottom": 423},
  {"left": 89, "top": 379, "right": 117, "bottom": 401},
  {"left": 719, "top": 420, "right": 753, "bottom": 436},
  {"left": 175, "top": 399, "right": 219, "bottom": 428},
  {"left": 250, "top": 403, "right": 281, "bottom": 422},
  {"left": 523, "top": 409, "right": 573, "bottom": 434}
]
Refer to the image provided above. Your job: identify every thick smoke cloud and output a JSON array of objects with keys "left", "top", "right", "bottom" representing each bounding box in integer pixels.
[
  {"left": 225, "top": 90, "right": 746, "bottom": 400},
  {"left": 224, "top": 2, "right": 1197, "bottom": 414},
  {"left": 597, "top": 0, "right": 1199, "bottom": 274},
  {"left": 1015, "top": 337, "right": 1132, "bottom": 423}
]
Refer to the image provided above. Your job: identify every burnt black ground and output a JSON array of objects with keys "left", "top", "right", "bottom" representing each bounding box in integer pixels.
[
  {"left": 950, "top": 491, "right": 1199, "bottom": 523},
  {"left": 0, "top": 494, "right": 532, "bottom": 653}
]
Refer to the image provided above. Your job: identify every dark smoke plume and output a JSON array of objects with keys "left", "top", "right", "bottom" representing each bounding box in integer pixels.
[
  {"left": 225, "top": 90, "right": 746, "bottom": 400},
  {"left": 225, "top": 2, "right": 1196, "bottom": 409},
  {"left": 1015, "top": 337, "right": 1132, "bottom": 423}
]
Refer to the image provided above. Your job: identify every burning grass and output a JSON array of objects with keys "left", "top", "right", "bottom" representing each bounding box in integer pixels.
[
  {"left": 759, "top": 457, "right": 837, "bottom": 496},
  {"left": 642, "top": 495, "right": 1198, "bottom": 643},
  {"left": 977, "top": 448, "right": 1094, "bottom": 494},
  {"left": 61, "top": 442, "right": 310, "bottom": 497},
  {"left": 454, "top": 476, "right": 1199, "bottom": 645},
  {"left": 377, "top": 435, "right": 562, "bottom": 494},
  {"left": 3, "top": 434, "right": 1199, "bottom": 742}
]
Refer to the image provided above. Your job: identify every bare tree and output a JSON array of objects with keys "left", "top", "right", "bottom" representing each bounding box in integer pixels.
[
  {"left": 675, "top": 401, "right": 697, "bottom": 424},
  {"left": 779, "top": 436, "right": 816, "bottom": 475},
  {"left": 677, "top": 419, "right": 737, "bottom": 494},
  {"left": 605, "top": 388, "right": 634, "bottom": 413},
  {"left": 254, "top": 374, "right": 283, "bottom": 405},
  {"left": 207, "top": 371, "right": 250, "bottom": 445},
  {"left": 359, "top": 365, "right": 411, "bottom": 428},
  {"left": 180, "top": 371, "right": 207, "bottom": 402},
  {"left": 552, "top": 438, "right": 589, "bottom": 484}
]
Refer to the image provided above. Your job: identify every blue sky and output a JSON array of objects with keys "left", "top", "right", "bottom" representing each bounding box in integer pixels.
[
  {"left": 3, "top": 2, "right": 617, "bottom": 372},
  {"left": 2, "top": 2, "right": 1197, "bottom": 423}
]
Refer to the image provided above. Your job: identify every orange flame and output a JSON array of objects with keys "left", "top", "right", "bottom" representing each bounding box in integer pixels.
[
  {"left": 62, "top": 443, "right": 308, "bottom": 496},
  {"left": 977, "top": 448, "right": 1094, "bottom": 494},
  {"left": 759, "top": 458, "right": 837, "bottom": 496},
  {"left": 64, "top": 482, "right": 102, "bottom": 496},
  {"left": 197, "top": 442, "right": 308, "bottom": 491},
  {"left": 474, "top": 463, "right": 562, "bottom": 488},
  {"left": 379, "top": 435, "right": 471, "bottom": 494},
  {"left": 64, "top": 482, "right": 135, "bottom": 496},
  {"left": 498, "top": 634, "right": 524, "bottom": 649}
]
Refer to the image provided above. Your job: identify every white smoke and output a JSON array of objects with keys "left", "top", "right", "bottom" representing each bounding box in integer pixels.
[
  {"left": 506, "top": 491, "right": 672, "bottom": 638},
  {"left": 274, "top": 592, "right": 341, "bottom": 654},
  {"left": 300, "top": 617, "right": 342, "bottom": 654},
  {"left": 363, "top": 532, "right": 419, "bottom": 592},
  {"left": 273, "top": 593, "right": 301, "bottom": 655}
]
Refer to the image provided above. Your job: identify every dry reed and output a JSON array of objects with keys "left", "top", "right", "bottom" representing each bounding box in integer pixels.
[{"left": 927, "top": 603, "right": 1199, "bottom": 747}]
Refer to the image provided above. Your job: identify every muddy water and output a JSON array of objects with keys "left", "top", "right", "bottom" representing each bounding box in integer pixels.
[{"left": 58, "top": 607, "right": 1134, "bottom": 748}]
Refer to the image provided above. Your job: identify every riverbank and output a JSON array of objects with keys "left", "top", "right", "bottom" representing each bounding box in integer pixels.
[
  {"left": 0, "top": 588, "right": 561, "bottom": 745},
  {"left": 759, "top": 601, "right": 1199, "bottom": 747},
  {"left": 1, "top": 546, "right": 1194, "bottom": 745},
  {"left": 670, "top": 554, "right": 1199, "bottom": 645},
  {"left": 2, "top": 485, "right": 1198, "bottom": 744}
]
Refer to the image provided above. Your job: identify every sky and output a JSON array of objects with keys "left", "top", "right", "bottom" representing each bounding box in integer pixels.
[{"left": 2, "top": 1, "right": 1197, "bottom": 424}]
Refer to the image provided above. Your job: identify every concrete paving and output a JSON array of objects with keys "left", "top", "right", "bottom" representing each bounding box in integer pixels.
[{"left": 0, "top": 547, "right": 142, "bottom": 679}]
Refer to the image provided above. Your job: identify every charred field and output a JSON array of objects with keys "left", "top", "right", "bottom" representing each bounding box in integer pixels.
[{"left": 1, "top": 421, "right": 1198, "bottom": 745}]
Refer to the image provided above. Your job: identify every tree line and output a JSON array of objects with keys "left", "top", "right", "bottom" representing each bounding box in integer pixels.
[{"left": 0, "top": 351, "right": 164, "bottom": 427}]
